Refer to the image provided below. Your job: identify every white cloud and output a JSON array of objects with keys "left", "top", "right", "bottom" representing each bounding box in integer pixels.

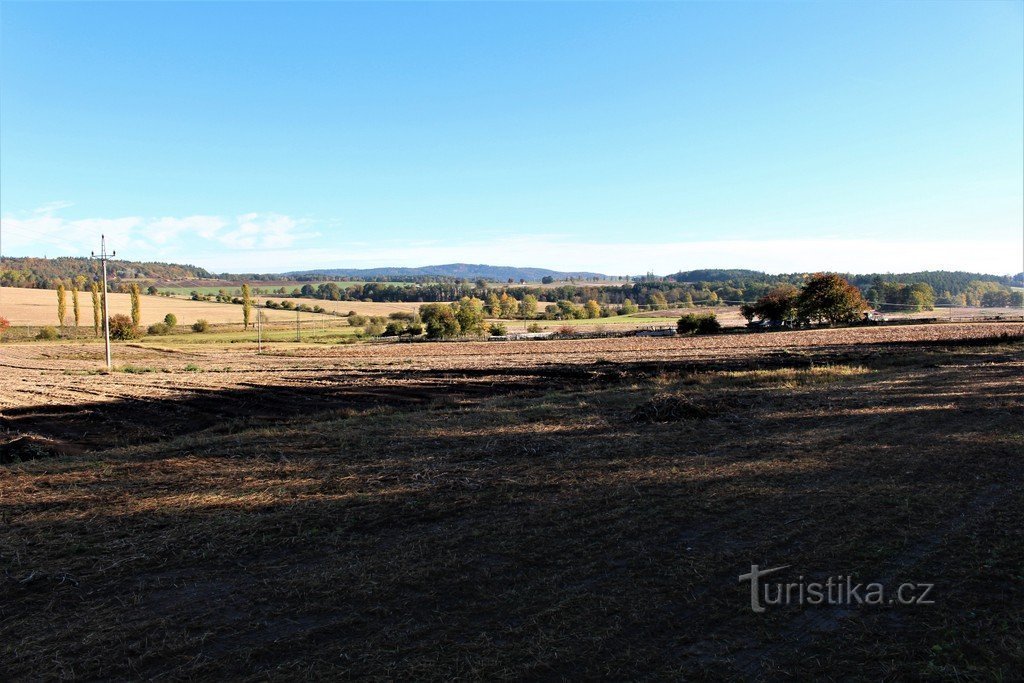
[{"left": 2, "top": 204, "right": 1020, "bottom": 275}]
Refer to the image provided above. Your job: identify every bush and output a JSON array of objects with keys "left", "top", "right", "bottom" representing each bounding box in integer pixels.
[
  {"left": 556, "top": 325, "right": 577, "bottom": 337},
  {"left": 405, "top": 322, "right": 424, "bottom": 336},
  {"left": 163, "top": 313, "right": 177, "bottom": 328},
  {"left": 108, "top": 314, "right": 139, "bottom": 340},
  {"left": 677, "top": 313, "right": 721, "bottom": 335},
  {"left": 348, "top": 314, "right": 368, "bottom": 327},
  {"left": 36, "top": 326, "right": 59, "bottom": 340},
  {"left": 364, "top": 320, "right": 386, "bottom": 336},
  {"left": 191, "top": 319, "right": 210, "bottom": 333},
  {"left": 147, "top": 322, "right": 169, "bottom": 335},
  {"left": 0, "top": 316, "right": 9, "bottom": 338},
  {"left": 526, "top": 322, "right": 543, "bottom": 333},
  {"left": 389, "top": 311, "right": 416, "bottom": 322},
  {"left": 383, "top": 321, "right": 406, "bottom": 337},
  {"left": 489, "top": 322, "right": 508, "bottom": 336}
]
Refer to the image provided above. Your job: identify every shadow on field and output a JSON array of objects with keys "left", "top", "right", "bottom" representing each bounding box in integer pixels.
[{"left": 2, "top": 337, "right": 1023, "bottom": 679}]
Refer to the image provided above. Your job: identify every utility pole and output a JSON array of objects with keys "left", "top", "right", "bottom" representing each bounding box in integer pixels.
[{"left": 90, "top": 235, "right": 115, "bottom": 371}]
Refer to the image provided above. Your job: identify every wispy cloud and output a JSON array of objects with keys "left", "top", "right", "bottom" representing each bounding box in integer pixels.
[{"left": 0, "top": 205, "right": 315, "bottom": 262}]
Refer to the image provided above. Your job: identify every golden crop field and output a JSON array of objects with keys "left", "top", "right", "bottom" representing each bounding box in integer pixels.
[{"left": 0, "top": 286, "right": 303, "bottom": 327}]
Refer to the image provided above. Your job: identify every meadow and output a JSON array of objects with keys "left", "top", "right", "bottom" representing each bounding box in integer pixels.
[{"left": 1, "top": 321, "right": 1022, "bottom": 678}]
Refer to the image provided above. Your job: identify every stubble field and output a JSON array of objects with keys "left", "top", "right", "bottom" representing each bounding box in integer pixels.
[{"left": 1, "top": 321, "right": 1022, "bottom": 679}]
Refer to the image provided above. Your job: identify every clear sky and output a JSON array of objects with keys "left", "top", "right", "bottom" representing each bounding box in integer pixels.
[{"left": 1, "top": 1, "right": 1021, "bottom": 275}]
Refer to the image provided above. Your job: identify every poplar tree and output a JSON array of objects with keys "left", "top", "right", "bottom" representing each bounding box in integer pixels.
[
  {"left": 130, "top": 283, "right": 142, "bottom": 328},
  {"left": 91, "top": 282, "right": 102, "bottom": 336},
  {"left": 57, "top": 283, "right": 67, "bottom": 330},
  {"left": 242, "top": 283, "right": 253, "bottom": 329}
]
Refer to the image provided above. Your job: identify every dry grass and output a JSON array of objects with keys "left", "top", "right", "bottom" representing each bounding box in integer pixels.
[{"left": 1, "top": 326, "right": 1022, "bottom": 679}]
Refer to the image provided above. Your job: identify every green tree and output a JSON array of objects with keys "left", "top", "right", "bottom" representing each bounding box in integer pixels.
[
  {"left": 797, "top": 273, "right": 869, "bottom": 325},
  {"left": 56, "top": 283, "right": 67, "bottom": 329},
  {"left": 650, "top": 291, "right": 668, "bottom": 310},
  {"left": 164, "top": 313, "right": 177, "bottom": 328},
  {"left": 454, "top": 297, "right": 486, "bottom": 335},
  {"left": 518, "top": 294, "right": 538, "bottom": 319},
  {"left": 420, "top": 303, "right": 462, "bottom": 339},
  {"left": 242, "top": 283, "right": 253, "bottom": 329},
  {"left": 740, "top": 284, "right": 799, "bottom": 326},
  {"left": 130, "top": 283, "right": 142, "bottom": 328},
  {"left": 584, "top": 299, "right": 601, "bottom": 319},
  {"left": 91, "top": 282, "right": 101, "bottom": 336},
  {"left": 620, "top": 299, "right": 638, "bottom": 315}
]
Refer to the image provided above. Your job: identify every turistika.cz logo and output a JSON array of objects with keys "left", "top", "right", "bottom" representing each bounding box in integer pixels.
[{"left": 739, "top": 564, "right": 935, "bottom": 613}]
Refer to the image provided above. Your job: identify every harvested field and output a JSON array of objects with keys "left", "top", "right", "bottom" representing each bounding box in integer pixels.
[{"left": 1, "top": 321, "right": 1022, "bottom": 679}]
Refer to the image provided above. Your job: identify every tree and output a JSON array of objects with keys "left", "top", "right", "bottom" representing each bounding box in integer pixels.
[
  {"left": 677, "top": 312, "right": 721, "bottom": 335},
  {"left": 650, "top": 291, "right": 668, "bottom": 310},
  {"left": 454, "top": 297, "right": 486, "bottom": 335},
  {"left": 71, "top": 284, "right": 81, "bottom": 330},
  {"left": 620, "top": 299, "right": 638, "bottom": 315},
  {"left": 91, "top": 282, "right": 102, "bottom": 337},
  {"left": 57, "top": 283, "right": 67, "bottom": 329},
  {"left": 541, "top": 276, "right": 555, "bottom": 285},
  {"left": 164, "top": 313, "right": 177, "bottom": 328},
  {"left": 0, "top": 316, "right": 9, "bottom": 339},
  {"left": 499, "top": 292, "right": 518, "bottom": 319},
  {"left": 741, "top": 284, "right": 800, "bottom": 326},
  {"left": 797, "top": 273, "right": 869, "bottom": 325},
  {"left": 130, "top": 283, "right": 142, "bottom": 328},
  {"left": 486, "top": 292, "right": 501, "bottom": 318},
  {"left": 420, "top": 303, "right": 461, "bottom": 339},
  {"left": 584, "top": 299, "right": 601, "bottom": 319},
  {"left": 147, "top": 285, "right": 159, "bottom": 295},
  {"left": 518, "top": 294, "right": 538, "bottom": 319},
  {"left": 242, "top": 283, "right": 253, "bottom": 329}
]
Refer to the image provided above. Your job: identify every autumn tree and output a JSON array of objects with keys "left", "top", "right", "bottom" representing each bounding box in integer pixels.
[
  {"left": 57, "top": 283, "right": 67, "bottom": 330},
  {"left": 584, "top": 299, "right": 601, "bottom": 319},
  {"left": 242, "top": 283, "right": 253, "bottom": 329},
  {"left": 454, "top": 297, "right": 486, "bottom": 335},
  {"left": 91, "top": 282, "right": 101, "bottom": 336},
  {"left": 420, "top": 303, "right": 461, "bottom": 339},
  {"left": 498, "top": 292, "right": 518, "bottom": 319},
  {"left": 130, "top": 283, "right": 142, "bottom": 328},
  {"left": 797, "top": 273, "right": 869, "bottom": 325},
  {"left": 486, "top": 292, "right": 501, "bottom": 318}
]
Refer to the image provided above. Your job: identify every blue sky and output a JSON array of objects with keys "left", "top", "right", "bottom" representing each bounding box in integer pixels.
[{"left": 1, "top": 1, "right": 1021, "bottom": 275}]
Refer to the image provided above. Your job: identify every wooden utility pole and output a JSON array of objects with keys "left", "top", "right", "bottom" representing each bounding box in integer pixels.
[{"left": 90, "top": 235, "right": 115, "bottom": 370}]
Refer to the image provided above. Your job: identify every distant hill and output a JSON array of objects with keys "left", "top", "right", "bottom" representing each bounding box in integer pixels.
[
  {"left": 1, "top": 256, "right": 213, "bottom": 289},
  {"left": 285, "top": 263, "right": 610, "bottom": 282}
]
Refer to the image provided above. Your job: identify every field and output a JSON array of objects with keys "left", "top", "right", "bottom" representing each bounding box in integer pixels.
[
  {"left": 0, "top": 287, "right": 306, "bottom": 328},
  {"left": 2, "top": 321, "right": 1022, "bottom": 679}
]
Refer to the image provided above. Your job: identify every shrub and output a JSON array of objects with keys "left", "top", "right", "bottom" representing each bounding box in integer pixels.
[
  {"left": 556, "top": 325, "right": 577, "bottom": 337},
  {"left": 163, "top": 313, "right": 177, "bottom": 328},
  {"left": 191, "top": 319, "right": 210, "bottom": 333},
  {"left": 677, "top": 313, "right": 721, "bottom": 335},
  {"left": 0, "top": 316, "right": 9, "bottom": 338},
  {"left": 389, "top": 311, "right": 416, "bottom": 321},
  {"left": 405, "top": 322, "right": 424, "bottom": 336},
  {"left": 108, "top": 314, "right": 139, "bottom": 340},
  {"left": 383, "top": 321, "right": 406, "bottom": 337},
  {"left": 364, "top": 320, "right": 386, "bottom": 336},
  {"left": 147, "top": 322, "right": 169, "bottom": 335},
  {"left": 37, "top": 326, "right": 59, "bottom": 340},
  {"left": 526, "top": 322, "right": 543, "bottom": 333},
  {"left": 348, "top": 314, "right": 368, "bottom": 327},
  {"left": 489, "top": 322, "right": 508, "bottom": 336}
]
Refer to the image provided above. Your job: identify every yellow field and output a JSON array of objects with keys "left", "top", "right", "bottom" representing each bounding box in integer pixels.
[{"left": 0, "top": 286, "right": 303, "bottom": 327}]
